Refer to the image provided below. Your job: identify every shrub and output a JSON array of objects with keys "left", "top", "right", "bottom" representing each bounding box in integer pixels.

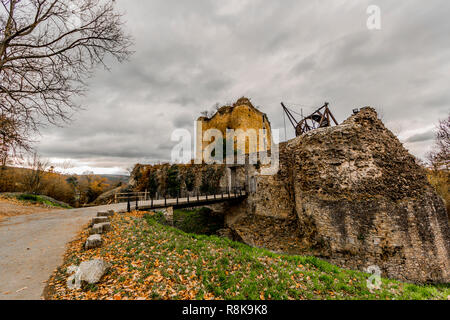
[
  {"left": 427, "top": 169, "right": 450, "bottom": 216},
  {"left": 200, "top": 166, "right": 224, "bottom": 194},
  {"left": 18, "top": 194, "right": 38, "bottom": 201},
  {"left": 184, "top": 167, "right": 196, "bottom": 192},
  {"left": 166, "top": 165, "right": 181, "bottom": 197},
  {"left": 147, "top": 171, "right": 158, "bottom": 197}
]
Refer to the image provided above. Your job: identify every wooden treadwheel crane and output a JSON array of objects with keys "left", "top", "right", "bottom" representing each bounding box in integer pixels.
[{"left": 281, "top": 102, "right": 339, "bottom": 136}]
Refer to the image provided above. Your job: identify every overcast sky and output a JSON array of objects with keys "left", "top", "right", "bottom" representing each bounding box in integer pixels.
[{"left": 35, "top": 0, "right": 450, "bottom": 175}]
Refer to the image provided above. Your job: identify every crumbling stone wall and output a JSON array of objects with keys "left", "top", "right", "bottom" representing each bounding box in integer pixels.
[
  {"left": 228, "top": 107, "right": 450, "bottom": 284},
  {"left": 197, "top": 97, "right": 272, "bottom": 155},
  {"left": 130, "top": 163, "right": 229, "bottom": 196}
]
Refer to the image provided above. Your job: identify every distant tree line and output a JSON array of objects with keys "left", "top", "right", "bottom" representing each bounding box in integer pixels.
[{"left": 0, "top": 153, "right": 118, "bottom": 206}]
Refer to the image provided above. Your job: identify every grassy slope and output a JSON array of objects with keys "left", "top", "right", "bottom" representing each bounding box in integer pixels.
[
  {"left": 47, "top": 212, "right": 449, "bottom": 300},
  {"left": 1, "top": 193, "right": 72, "bottom": 209},
  {"left": 16, "top": 194, "right": 72, "bottom": 209}
]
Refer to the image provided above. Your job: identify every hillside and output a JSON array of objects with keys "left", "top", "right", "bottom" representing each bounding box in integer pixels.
[
  {"left": 46, "top": 211, "right": 450, "bottom": 300},
  {"left": 95, "top": 174, "right": 129, "bottom": 186},
  {"left": 0, "top": 194, "right": 66, "bottom": 221}
]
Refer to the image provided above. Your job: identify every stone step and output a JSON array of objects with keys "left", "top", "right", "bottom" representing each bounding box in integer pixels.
[
  {"left": 85, "top": 234, "right": 102, "bottom": 249},
  {"left": 101, "top": 222, "right": 112, "bottom": 232},
  {"left": 97, "top": 210, "right": 114, "bottom": 217},
  {"left": 90, "top": 222, "right": 112, "bottom": 235},
  {"left": 92, "top": 216, "right": 109, "bottom": 224}
]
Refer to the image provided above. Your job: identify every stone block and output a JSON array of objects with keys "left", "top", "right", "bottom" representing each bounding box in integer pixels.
[
  {"left": 66, "top": 259, "right": 111, "bottom": 290},
  {"left": 92, "top": 216, "right": 109, "bottom": 224},
  {"left": 100, "top": 222, "right": 112, "bottom": 232},
  {"left": 90, "top": 223, "right": 111, "bottom": 235},
  {"left": 85, "top": 234, "right": 102, "bottom": 249},
  {"left": 90, "top": 223, "right": 104, "bottom": 234},
  {"left": 163, "top": 207, "right": 174, "bottom": 225},
  {"left": 97, "top": 211, "right": 114, "bottom": 217}
]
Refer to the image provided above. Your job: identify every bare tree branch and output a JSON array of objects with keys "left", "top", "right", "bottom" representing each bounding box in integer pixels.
[
  {"left": 428, "top": 114, "right": 450, "bottom": 170},
  {"left": 0, "top": 0, "right": 133, "bottom": 158}
]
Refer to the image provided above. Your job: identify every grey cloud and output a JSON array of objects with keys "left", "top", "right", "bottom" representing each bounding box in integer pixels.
[
  {"left": 173, "top": 113, "right": 197, "bottom": 129},
  {"left": 291, "top": 55, "right": 317, "bottom": 75},
  {"left": 405, "top": 130, "right": 435, "bottom": 143}
]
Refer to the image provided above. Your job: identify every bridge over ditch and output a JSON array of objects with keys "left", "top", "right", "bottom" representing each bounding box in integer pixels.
[{"left": 115, "top": 187, "right": 247, "bottom": 212}]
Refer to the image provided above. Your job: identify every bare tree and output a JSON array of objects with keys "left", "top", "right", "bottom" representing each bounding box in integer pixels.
[
  {"left": 22, "top": 152, "right": 49, "bottom": 194},
  {"left": 0, "top": 112, "right": 30, "bottom": 166},
  {"left": 428, "top": 114, "right": 450, "bottom": 170},
  {"left": 0, "top": 0, "right": 132, "bottom": 157}
]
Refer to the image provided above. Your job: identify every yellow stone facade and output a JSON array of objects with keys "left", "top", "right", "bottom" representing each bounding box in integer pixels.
[{"left": 196, "top": 97, "right": 272, "bottom": 160}]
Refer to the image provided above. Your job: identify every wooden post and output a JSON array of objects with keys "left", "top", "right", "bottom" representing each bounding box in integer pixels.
[{"left": 127, "top": 193, "right": 130, "bottom": 213}]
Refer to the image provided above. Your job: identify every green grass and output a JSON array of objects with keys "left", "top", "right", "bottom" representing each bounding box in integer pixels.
[
  {"left": 138, "top": 213, "right": 449, "bottom": 300},
  {"left": 16, "top": 194, "right": 72, "bottom": 209},
  {"left": 164, "top": 207, "right": 225, "bottom": 235}
]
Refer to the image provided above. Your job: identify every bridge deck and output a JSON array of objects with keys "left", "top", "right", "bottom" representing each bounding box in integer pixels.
[{"left": 120, "top": 192, "right": 247, "bottom": 212}]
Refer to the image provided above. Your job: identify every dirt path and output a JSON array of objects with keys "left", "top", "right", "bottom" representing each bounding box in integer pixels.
[
  {"left": 0, "top": 198, "right": 58, "bottom": 221},
  {"left": 0, "top": 203, "right": 126, "bottom": 300}
]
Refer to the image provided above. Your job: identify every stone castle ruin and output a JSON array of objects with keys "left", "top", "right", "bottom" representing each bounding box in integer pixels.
[
  {"left": 132, "top": 98, "right": 450, "bottom": 284},
  {"left": 230, "top": 107, "right": 449, "bottom": 284},
  {"left": 196, "top": 97, "right": 272, "bottom": 157}
]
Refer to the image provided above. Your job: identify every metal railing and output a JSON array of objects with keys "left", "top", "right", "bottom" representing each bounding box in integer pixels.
[{"left": 116, "top": 186, "right": 246, "bottom": 212}]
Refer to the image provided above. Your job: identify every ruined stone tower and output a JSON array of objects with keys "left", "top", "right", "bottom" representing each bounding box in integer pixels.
[
  {"left": 228, "top": 107, "right": 450, "bottom": 284},
  {"left": 196, "top": 97, "right": 272, "bottom": 159}
]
